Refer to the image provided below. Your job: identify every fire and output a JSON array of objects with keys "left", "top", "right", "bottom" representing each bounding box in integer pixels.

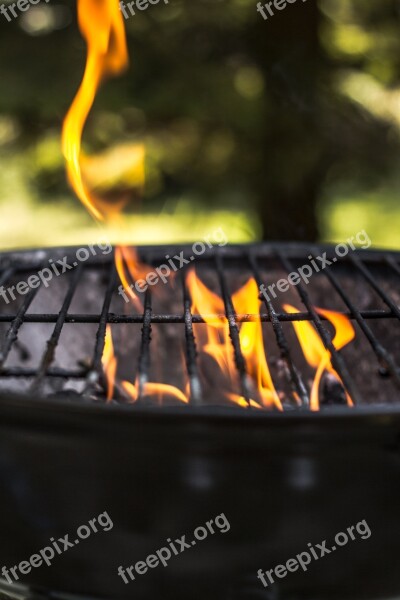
[
  {"left": 114, "top": 246, "right": 151, "bottom": 312},
  {"left": 283, "top": 304, "right": 355, "bottom": 410},
  {"left": 63, "top": 0, "right": 186, "bottom": 405},
  {"left": 233, "top": 279, "right": 281, "bottom": 409},
  {"left": 62, "top": 0, "right": 144, "bottom": 221},
  {"left": 102, "top": 326, "right": 188, "bottom": 404},
  {"left": 186, "top": 271, "right": 231, "bottom": 375},
  {"left": 227, "top": 394, "right": 263, "bottom": 409},
  {"left": 102, "top": 325, "right": 117, "bottom": 402},
  {"left": 64, "top": 1, "right": 355, "bottom": 411},
  {"left": 187, "top": 271, "right": 281, "bottom": 409},
  {"left": 122, "top": 381, "right": 188, "bottom": 405}
]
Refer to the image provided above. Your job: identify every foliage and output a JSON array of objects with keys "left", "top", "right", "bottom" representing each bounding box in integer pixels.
[{"left": 0, "top": 0, "right": 399, "bottom": 246}]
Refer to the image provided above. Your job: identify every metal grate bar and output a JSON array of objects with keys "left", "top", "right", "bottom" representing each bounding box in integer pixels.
[
  {"left": 0, "top": 309, "right": 394, "bottom": 324},
  {"left": 277, "top": 250, "right": 362, "bottom": 406},
  {"left": 0, "top": 286, "right": 41, "bottom": 369},
  {"left": 214, "top": 252, "right": 252, "bottom": 404},
  {"left": 248, "top": 249, "right": 310, "bottom": 407},
  {"left": 181, "top": 271, "right": 202, "bottom": 404},
  {"left": 84, "top": 262, "right": 118, "bottom": 393},
  {"left": 350, "top": 254, "right": 400, "bottom": 320},
  {"left": 319, "top": 259, "right": 400, "bottom": 387},
  {"left": 0, "top": 367, "right": 87, "bottom": 378},
  {"left": 137, "top": 286, "right": 152, "bottom": 400},
  {"left": 31, "top": 266, "right": 83, "bottom": 393}
]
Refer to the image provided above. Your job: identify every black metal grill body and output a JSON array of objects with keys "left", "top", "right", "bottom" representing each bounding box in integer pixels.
[
  {"left": 0, "top": 244, "right": 399, "bottom": 600},
  {"left": 0, "top": 399, "right": 400, "bottom": 600}
]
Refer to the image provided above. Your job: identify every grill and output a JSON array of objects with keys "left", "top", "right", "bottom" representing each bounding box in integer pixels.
[
  {"left": 0, "top": 242, "right": 399, "bottom": 407},
  {"left": 0, "top": 243, "right": 400, "bottom": 600}
]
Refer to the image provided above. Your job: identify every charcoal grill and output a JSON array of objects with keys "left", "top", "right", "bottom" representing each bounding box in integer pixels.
[{"left": 0, "top": 243, "right": 400, "bottom": 600}]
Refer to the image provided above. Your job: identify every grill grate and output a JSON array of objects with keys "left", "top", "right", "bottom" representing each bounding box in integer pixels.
[
  {"left": 277, "top": 250, "right": 361, "bottom": 406},
  {"left": 0, "top": 243, "right": 399, "bottom": 408}
]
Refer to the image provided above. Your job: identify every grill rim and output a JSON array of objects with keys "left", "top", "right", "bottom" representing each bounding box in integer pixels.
[
  {"left": 2, "top": 390, "right": 400, "bottom": 422},
  {"left": 1, "top": 240, "right": 400, "bottom": 265}
]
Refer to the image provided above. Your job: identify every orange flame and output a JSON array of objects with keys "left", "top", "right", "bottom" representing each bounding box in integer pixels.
[
  {"left": 62, "top": 0, "right": 144, "bottom": 221},
  {"left": 283, "top": 304, "right": 355, "bottom": 410},
  {"left": 102, "top": 325, "right": 117, "bottom": 402},
  {"left": 114, "top": 246, "right": 152, "bottom": 312},
  {"left": 101, "top": 327, "right": 188, "bottom": 404},
  {"left": 227, "top": 394, "right": 263, "bottom": 409},
  {"left": 233, "top": 279, "right": 282, "bottom": 409},
  {"left": 66, "top": 1, "right": 355, "bottom": 411},
  {"left": 186, "top": 270, "right": 231, "bottom": 375},
  {"left": 65, "top": 0, "right": 188, "bottom": 406},
  {"left": 187, "top": 271, "right": 281, "bottom": 409},
  {"left": 122, "top": 380, "right": 188, "bottom": 405}
]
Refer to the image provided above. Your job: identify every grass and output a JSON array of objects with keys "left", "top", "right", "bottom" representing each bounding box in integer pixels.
[
  {"left": 319, "top": 181, "right": 400, "bottom": 250},
  {"left": 1, "top": 143, "right": 400, "bottom": 250}
]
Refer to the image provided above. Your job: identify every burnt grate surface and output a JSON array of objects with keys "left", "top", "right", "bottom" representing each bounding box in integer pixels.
[{"left": 0, "top": 243, "right": 399, "bottom": 409}]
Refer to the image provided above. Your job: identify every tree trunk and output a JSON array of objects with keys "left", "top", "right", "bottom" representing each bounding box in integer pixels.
[{"left": 247, "top": 1, "right": 325, "bottom": 241}]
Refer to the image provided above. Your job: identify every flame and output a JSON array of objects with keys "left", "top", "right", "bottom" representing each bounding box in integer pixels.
[
  {"left": 186, "top": 270, "right": 232, "bottom": 375},
  {"left": 67, "top": 1, "right": 359, "bottom": 411},
  {"left": 115, "top": 246, "right": 152, "bottom": 312},
  {"left": 101, "top": 328, "right": 188, "bottom": 404},
  {"left": 233, "top": 279, "right": 282, "bottom": 409},
  {"left": 62, "top": 0, "right": 144, "bottom": 221},
  {"left": 227, "top": 394, "right": 263, "bottom": 409},
  {"left": 187, "top": 271, "right": 281, "bottom": 409},
  {"left": 283, "top": 304, "right": 355, "bottom": 410},
  {"left": 65, "top": 0, "right": 189, "bottom": 406},
  {"left": 102, "top": 325, "right": 117, "bottom": 402},
  {"left": 122, "top": 380, "right": 188, "bottom": 404}
]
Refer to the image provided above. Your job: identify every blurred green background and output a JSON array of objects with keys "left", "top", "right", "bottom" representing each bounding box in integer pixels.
[{"left": 0, "top": 0, "right": 400, "bottom": 249}]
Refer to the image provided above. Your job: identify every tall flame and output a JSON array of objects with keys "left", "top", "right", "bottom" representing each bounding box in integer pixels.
[
  {"left": 64, "top": 0, "right": 189, "bottom": 405},
  {"left": 284, "top": 304, "right": 355, "bottom": 410},
  {"left": 186, "top": 271, "right": 232, "bottom": 375},
  {"left": 233, "top": 279, "right": 282, "bottom": 409},
  {"left": 187, "top": 271, "right": 281, "bottom": 409},
  {"left": 62, "top": 0, "right": 135, "bottom": 221}
]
